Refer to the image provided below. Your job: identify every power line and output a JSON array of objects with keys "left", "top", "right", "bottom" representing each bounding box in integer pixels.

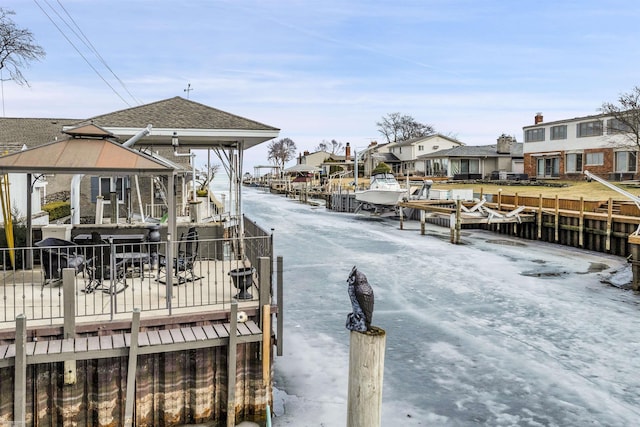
[
  {"left": 32, "top": 0, "right": 138, "bottom": 107},
  {"left": 53, "top": 0, "right": 142, "bottom": 105}
]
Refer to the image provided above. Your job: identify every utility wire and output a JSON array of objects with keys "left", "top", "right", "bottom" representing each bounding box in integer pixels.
[
  {"left": 32, "top": 0, "right": 133, "bottom": 107},
  {"left": 53, "top": 0, "right": 142, "bottom": 106}
]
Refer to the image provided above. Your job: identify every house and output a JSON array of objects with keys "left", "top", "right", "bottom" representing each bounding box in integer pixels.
[
  {"left": 385, "top": 134, "right": 464, "bottom": 176},
  {"left": 522, "top": 112, "right": 637, "bottom": 181},
  {"left": 295, "top": 149, "right": 333, "bottom": 169},
  {"left": 356, "top": 141, "right": 394, "bottom": 178},
  {"left": 0, "top": 97, "right": 280, "bottom": 223},
  {"left": 418, "top": 134, "right": 523, "bottom": 180}
]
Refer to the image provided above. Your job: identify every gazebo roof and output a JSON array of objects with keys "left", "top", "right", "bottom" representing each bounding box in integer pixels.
[{"left": 0, "top": 135, "right": 174, "bottom": 175}]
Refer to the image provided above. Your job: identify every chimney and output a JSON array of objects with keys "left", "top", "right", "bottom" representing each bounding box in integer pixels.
[
  {"left": 496, "top": 134, "right": 514, "bottom": 154},
  {"left": 345, "top": 142, "right": 351, "bottom": 160},
  {"left": 369, "top": 141, "right": 378, "bottom": 147},
  {"left": 535, "top": 112, "right": 543, "bottom": 124}
]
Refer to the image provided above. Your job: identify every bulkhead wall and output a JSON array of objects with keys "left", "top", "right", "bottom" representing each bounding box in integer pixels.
[{"left": 0, "top": 342, "right": 271, "bottom": 426}]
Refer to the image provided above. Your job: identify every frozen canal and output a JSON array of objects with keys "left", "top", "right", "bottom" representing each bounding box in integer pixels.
[{"left": 241, "top": 188, "right": 640, "bottom": 426}]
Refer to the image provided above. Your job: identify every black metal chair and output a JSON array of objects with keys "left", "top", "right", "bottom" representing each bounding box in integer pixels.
[
  {"left": 157, "top": 227, "right": 199, "bottom": 285},
  {"left": 35, "top": 237, "right": 85, "bottom": 286},
  {"left": 83, "top": 232, "right": 127, "bottom": 294}
]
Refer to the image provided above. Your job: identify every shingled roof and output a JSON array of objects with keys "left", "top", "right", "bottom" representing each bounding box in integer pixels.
[
  {"left": 83, "top": 96, "right": 278, "bottom": 131},
  {"left": 418, "top": 143, "right": 523, "bottom": 159},
  {"left": 0, "top": 117, "right": 80, "bottom": 153}
]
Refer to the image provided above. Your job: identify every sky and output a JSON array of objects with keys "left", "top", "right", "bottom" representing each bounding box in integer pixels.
[{"left": 3, "top": 0, "right": 640, "bottom": 173}]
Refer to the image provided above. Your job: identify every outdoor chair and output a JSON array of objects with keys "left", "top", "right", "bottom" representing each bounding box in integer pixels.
[
  {"left": 83, "top": 232, "right": 128, "bottom": 294},
  {"left": 35, "top": 237, "right": 86, "bottom": 286},
  {"left": 157, "top": 227, "right": 200, "bottom": 285}
]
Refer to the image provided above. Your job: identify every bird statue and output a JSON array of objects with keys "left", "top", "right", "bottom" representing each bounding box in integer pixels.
[{"left": 346, "top": 266, "right": 374, "bottom": 332}]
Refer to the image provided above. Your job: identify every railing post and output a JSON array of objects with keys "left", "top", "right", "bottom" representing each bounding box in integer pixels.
[
  {"left": 166, "top": 233, "right": 173, "bottom": 314},
  {"left": 258, "top": 257, "right": 270, "bottom": 329},
  {"left": 14, "top": 314, "right": 26, "bottom": 425},
  {"left": 63, "top": 267, "right": 77, "bottom": 385},
  {"left": 276, "top": 256, "right": 283, "bottom": 356}
]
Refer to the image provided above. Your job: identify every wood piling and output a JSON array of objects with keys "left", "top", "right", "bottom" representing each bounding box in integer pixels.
[{"left": 347, "top": 327, "right": 386, "bottom": 427}]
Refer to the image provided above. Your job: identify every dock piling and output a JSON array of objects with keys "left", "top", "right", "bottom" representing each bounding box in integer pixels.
[{"left": 347, "top": 327, "right": 386, "bottom": 427}]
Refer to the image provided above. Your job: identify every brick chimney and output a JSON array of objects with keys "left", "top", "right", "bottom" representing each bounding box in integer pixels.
[
  {"left": 345, "top": 142, "right": 351, "bottom": 160},
  {"left": 535, "top": 112, "right": 543, "bottom": 124}
]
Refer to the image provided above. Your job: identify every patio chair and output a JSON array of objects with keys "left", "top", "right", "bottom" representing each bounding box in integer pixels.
[
  {"left": 157, "top": 227, "right": 200, "bottom": 285},
  {"left": 35, "top": 237, "right": 86, "bottom": 286},
  {"left": 83, "top": 232, "right": 128, "bottom": 294}
]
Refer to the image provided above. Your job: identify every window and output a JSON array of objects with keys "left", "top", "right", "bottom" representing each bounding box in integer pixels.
[
  {"left": 91, "top": 176, "right": 126, "bottom": 203},
  {"left": 550, "top": 125, "right": 567, "bottom": 140},
  {"left": 525, "top": 128, "right": 545, "bottom": 142},
  {"left": 577, "top": 120, "right": 603, "bottom": 137},
  {"left": 585, "top": 152, "right": 604, "bottom": 165},
  {"left": 536, "top": 157, "right": 559, "bottom": 178},
  {"left": 615, "top": 151, "right": 637, "bottom": 172},
  {"left": 450, "top": 159, "right": 480, "bottom": 175},
  {"left": 418, "top": 145, "right": 424, "bottom": 151},
  {"left": 565, "top": 153, "right": 583, "bottom": 173},
  {"left": 607, "top": 118, "right": 632, "bottom": 134}
]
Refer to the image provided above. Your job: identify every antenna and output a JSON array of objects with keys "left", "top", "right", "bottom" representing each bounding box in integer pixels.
[{"left": 184, "top": 83, "right": 193, "bottom": 99}]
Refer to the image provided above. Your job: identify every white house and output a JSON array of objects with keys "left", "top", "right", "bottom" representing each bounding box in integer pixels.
[
  {"left": 522, "top": 112, "right": 637, "bottom": 180},
  {"left": 385, "top": 134, "right": 464, "bottom": 176}
]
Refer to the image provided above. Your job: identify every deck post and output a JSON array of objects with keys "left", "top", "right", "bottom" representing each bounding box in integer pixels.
[
  {"left": 276, "top": 256, "right": 284, "bottom": 356},
  {"left": 579, "top": 197, "right": 585, "bottom": 247},
  {"left": 262, "top": 304, "right": 271, "bottom": 386},
  {"left": 554, "top": 195, "right": 559, "bottom": 242},
  {"left": 124, "top": 308, "right": 141, "bottom": 427},
  {"left": 347, "top": 328, "right": 386, "bottom": 427},
  {"left": 227, "top": 301, "right": 238, "bottom": 427},
  {"left": 629, "top": 237, "right": 640, "bottom": 291},
  {"left": 62, "top": 268, "right": 77, "bottom": 385},
  {"left": 420, "top": 209, "right": 425, "bottom": 235},
  {"left": 537, "top": 194, "right": 543, "bottom": 240},
  {"left": 14, "top": 314, "right": 26, "bottom": 425},
  {"left": 606, "top": 197, "right": 613, "bottom": 252},
  {"left": 259, "top": 257, "right": 270, "bottom": 324}
]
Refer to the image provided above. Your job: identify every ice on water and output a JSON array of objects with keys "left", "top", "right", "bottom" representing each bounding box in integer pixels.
[{"left": 242, "top": 188, "right": 639, "bottom": 426}]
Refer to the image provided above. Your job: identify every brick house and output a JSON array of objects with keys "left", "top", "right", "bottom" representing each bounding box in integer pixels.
[{"left": 522, "top": 112, "right": 638, "bottom": 181}]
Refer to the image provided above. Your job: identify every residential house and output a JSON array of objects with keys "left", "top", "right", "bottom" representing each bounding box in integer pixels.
[
  {"left": 0, "top": 97, "right": 280, "bottom": 222},
  {"left": 418, "top": 134, "right": 523, "bottom": 179},
  {"left": 522, "top": 112, "right": 637, "bottom": 181},
  {"left": 357, "top": 141, "right": 394, "bottom": 178},
  {"left": 385, "top": 134, "right": 464, "bottom": 176}
]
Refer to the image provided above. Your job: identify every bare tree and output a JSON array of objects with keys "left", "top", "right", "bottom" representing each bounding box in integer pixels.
[
  {"left": 599, "top": 86, "right": 640, "bottom": 149},
  {"left": 376, "top": 112, "right": 435, "bottom": 143},
  {"left": 0, "top": 8, "right": 45, "bottom": 86},
  {"left": 267, "top": 137, "right": 297, "bottom": 171},
  {"left": 315, "top": 139, "right": 344, "bottom": 154}
]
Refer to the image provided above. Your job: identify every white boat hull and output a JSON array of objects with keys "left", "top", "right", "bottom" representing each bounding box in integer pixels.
[{"left": 355, "top": 189, "right": 405, "bottom": 206}]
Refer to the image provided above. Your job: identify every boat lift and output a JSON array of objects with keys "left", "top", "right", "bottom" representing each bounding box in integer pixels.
[{"left": 584, "top": 170, "right": 640, "bottom": 235}]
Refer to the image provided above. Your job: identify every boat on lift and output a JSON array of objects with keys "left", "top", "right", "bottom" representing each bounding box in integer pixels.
[{"left": 355, "top": 172, "right": 406, "bottom": 208}]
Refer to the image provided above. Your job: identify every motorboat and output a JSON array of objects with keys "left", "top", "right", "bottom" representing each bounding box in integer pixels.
[{"left": 355, "top": 173, "right": 406, "bottom": 206}]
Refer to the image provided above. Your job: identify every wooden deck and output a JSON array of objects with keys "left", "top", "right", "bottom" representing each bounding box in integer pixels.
[
  {"left": 0, "top": 319, "right": 262, "bottom": 368},
  {"left": 0, "top": 258, "right": 265, "bottom": 327}
]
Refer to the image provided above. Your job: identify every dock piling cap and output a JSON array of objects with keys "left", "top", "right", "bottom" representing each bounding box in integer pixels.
[{"left": 361, "top": 326, "right": 385, "bottom": 337}]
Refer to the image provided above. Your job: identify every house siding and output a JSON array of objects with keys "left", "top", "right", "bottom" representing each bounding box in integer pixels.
[{"left": 523, "top": 112, "right": 639, "bottom": 181}]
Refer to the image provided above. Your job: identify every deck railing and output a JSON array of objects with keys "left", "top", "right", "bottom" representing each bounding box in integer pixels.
[{"left": 0, "top": 223, "right": 273, "bottom": 327}]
